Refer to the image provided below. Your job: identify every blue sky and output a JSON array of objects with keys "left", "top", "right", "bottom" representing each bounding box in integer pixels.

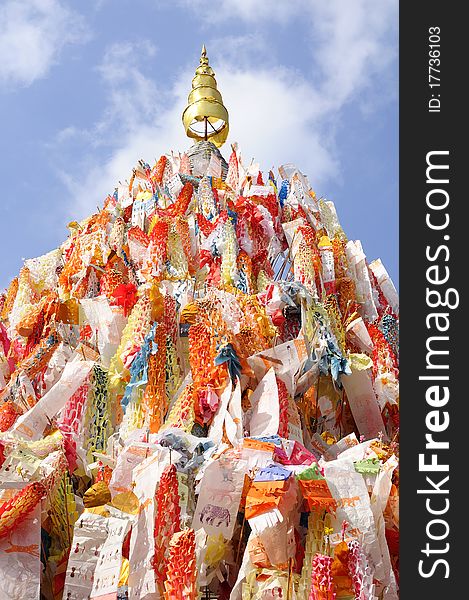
[{"left": 0, "top": 0, "right": 398, "bottom": 290}]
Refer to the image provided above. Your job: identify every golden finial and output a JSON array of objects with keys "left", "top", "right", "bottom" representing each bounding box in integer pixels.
[{"left": 182, "top": 45, "right": 229, "bottom": 148}]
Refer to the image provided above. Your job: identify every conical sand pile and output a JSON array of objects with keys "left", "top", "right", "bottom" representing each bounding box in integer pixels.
[{"left": 0, "top": 141, "right": 399, "bottom": 600}]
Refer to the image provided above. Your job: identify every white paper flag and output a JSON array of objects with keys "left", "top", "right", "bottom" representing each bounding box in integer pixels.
[
  {"left": 91, "top": 513, "right": 132, "bottom": 599},
  {"left": 248, "top": 368, "right": 279, "bottom": 437},
  {"left": 63, "top": 512, "right": 110, "bottom": 600},
  {"left": 12, "top": 355, "right": 95, "bottom": 441},
  {"left": 341, "top": 367, "right": 388, "bottom": 441},
  {"left": 192, "top": 453, "right": 247, "bottom": 539},
  {"left": 0, "top": 503, "right": 41, "bottom": 600}
]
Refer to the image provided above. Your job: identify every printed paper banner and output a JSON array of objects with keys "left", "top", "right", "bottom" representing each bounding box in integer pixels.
[
  {"left": 248, "top": 368, "right": 279, "bottom": 437},
  {"left": 225, "top": 380, "right": 243, "bottom": 446},
  {"left": 192, "top": 453, "right": 247, "bottom": 539},
  {"left": 80, "top": 298, "right": 128, "bottom": 369},
  {"left": 369, "top": 259, "right": 399, "bottom": 315},
  {"left": 341, "top": 367, "right": 388, "bottom": 441},
  {"left": 12, "top": 355, "right": 95, "bottom": 441},
  {"left": 345, "top": 240, "right": 379, "bottom": 322},
  {"left": 249, "top": 337, "right": 310, "bottom": 398},
  {"left": 109, "top": 442, "right": 159, "bottom": 497},
  {"left": 91, "top": 513, "right": 132, "bottom": 599},
  {"left": 322, "top": 459, "right": 386, "bottom": 590},
  {"left": 0, "top": 503, "right": 41, "bottom": 600},
  {"left": 63, "top": 512, "right": 110, "bottom": 600}
]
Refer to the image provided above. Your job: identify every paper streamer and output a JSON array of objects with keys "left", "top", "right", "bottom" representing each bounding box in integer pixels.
[
  {"left": 80, "top": 298, "right": 128, "bottom": 369},
  {"left": 248, "top": 368, "right": 279, "bottom": 437},
  {"left": 12, "top": 355, "right": 95, "bottom": 441},
  {"left": 0, "top": 503, "right": 41, "bottom": 600},
  {"left": 341, "top": 366, "right": 387, "bottom": 442}
]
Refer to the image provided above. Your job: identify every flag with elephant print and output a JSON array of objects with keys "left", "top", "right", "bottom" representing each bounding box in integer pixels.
[{"left": 192, "top": 451, "right": 247, "bottom": 539}]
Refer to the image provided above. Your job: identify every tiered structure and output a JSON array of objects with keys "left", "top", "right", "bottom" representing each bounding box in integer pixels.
[{"left": 0, "top": 47, "right": 399, "bottom": 600}]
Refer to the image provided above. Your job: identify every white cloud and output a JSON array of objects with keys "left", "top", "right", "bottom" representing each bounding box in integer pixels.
[
  {"left": 55, "top": 0, "right": 397, "bottom": 219},
  {"left": 175, "top": 0, "right": 305, "bottom": 23},
  {"left": 178, "top": 0, "right": 397, "bottom": 107},
  {"left": 0, "top": 0, "right": 89, "bottom": 88},
  {"left": 208, "top": 33, "right": 271, "bottom": 67},
  {"left": 308, "top": 1, "right": 397, "bottom": 107},
  {"left": 56, "top": 50, "right": 336, "bottom": 218}
]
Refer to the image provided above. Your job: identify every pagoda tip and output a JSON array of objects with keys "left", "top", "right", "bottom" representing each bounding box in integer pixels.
[{"left": 182, "top": 45, "right": 229, "bottom": 147}]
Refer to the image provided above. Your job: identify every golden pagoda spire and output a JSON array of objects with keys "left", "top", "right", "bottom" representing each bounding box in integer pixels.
[{"left": 182, "top": 45, "right": 229, "bottom": 148}]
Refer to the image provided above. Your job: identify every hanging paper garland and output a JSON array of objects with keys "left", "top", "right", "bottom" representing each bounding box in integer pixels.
[
  {"left": 0, "top": 482, "right": 45, "bottom": 538},
  {"left": 163, "top": 528, "right": 197, "bottom": 600},
  {"left": 153, "top": 464, "right": 181, "bottom": 594}
]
